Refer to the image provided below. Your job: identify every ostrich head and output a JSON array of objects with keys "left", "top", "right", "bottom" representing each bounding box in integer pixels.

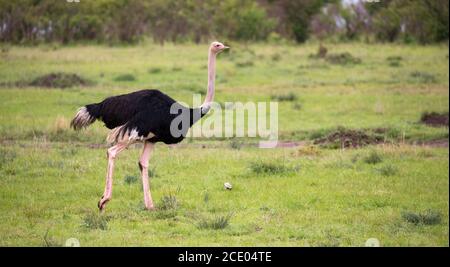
[{"left": 210, "top": 41, "right": 229, "bottom": 54}]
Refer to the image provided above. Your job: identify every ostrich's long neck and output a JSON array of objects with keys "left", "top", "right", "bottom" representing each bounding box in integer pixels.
[{"left": 201, "top": 50, "right": 216, "bottom": 113}]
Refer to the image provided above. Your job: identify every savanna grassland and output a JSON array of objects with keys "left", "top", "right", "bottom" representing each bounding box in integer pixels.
[{"left": 0, "top": 42, "right": 448, "bottom": 246}]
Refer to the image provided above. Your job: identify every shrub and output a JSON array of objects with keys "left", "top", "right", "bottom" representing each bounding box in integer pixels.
[
  {"left": 158, "top": 194, "right": 178, "bottom": 211},
  {"left": 420, "top": 210, "right": 442, "bottom": 225},
  {"left": 232, "top": 3, "right": 276, "bottom": 41},
  {"left": 197, "top": 214, "right": 232, "bottom": 230},
  {"left": 82, "top": 213, "right": 109, "bottom": 230},
  {"left": 402, "top": 210, "right": 442, "bottom": 225}
]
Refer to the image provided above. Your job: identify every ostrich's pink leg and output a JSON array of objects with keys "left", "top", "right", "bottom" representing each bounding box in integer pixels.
[
  {"left": 98, "top": 143, "right": 128, "bottom": 211},
  {"left": 139, "top": 142, "right": 155, "bottom": 210}
]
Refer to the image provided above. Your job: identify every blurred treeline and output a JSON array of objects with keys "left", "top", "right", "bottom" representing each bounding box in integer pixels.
[{"left": 0, "top": 0, "right": 448, "bottom": 45}]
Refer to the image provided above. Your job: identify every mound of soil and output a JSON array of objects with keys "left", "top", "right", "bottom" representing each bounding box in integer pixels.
[
  {"left": 420, "top": 112, "right": 449, "bottom": 127},
  {"left": 29, "top": 73, "right": 91, "bottom": 88},
  {"left": 313, "top": 127, "right": 383, "bottom": 148},
  {"left": 417, "top": 139, "right": 449, "bottom": 148}
]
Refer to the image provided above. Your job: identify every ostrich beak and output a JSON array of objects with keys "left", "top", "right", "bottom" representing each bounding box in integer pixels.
[{"left": 223, "top": 46, "right": 230, "bottom": 50}]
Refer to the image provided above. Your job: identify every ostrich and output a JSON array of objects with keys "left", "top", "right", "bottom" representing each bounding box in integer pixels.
[{"left": 70, "top": 41, "right": 229, "bottom": 211}]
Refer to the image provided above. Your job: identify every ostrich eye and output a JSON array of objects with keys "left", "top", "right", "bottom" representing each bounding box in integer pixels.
[{"left": 215, "top": 44, "right": 220, "bottom": 47}]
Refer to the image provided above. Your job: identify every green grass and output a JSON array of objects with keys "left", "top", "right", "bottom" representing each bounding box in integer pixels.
[
  {"left": 0, "top": 143, "right": 447, "bottom": 246},
  {"left": 0, "top": 42, "right": 448, "bottom": 246}
]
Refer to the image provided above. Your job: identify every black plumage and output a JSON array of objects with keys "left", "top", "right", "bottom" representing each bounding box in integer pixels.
[{"left": 72, "top": 89, "right": 204, "bottom": 144}]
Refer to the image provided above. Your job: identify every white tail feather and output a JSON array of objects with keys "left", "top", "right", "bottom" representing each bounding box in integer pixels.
[{"left": 71, "top": 107, "right": 96, "bottom": 130}]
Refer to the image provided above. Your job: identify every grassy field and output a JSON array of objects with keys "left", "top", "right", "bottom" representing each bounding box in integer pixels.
[{"left": 0, "top": 42, "right": 448, "bottom": 246}]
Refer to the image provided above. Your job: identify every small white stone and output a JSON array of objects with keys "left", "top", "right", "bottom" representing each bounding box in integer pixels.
[
  {"left": 224, "top": 182, "right": 232, "bottom": 190},
  {"left": 65, "top": 237, "right": 80, "bottom": 247},
  {"left": 365, "top": 238, "right": 380, "bottom": 247}
]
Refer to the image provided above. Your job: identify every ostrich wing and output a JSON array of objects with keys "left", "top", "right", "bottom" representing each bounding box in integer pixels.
[{"left": 98, "top": 89, "right": 177, "bottom": 130}]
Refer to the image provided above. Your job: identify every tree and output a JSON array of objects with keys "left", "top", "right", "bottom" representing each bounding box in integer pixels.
[
  {"left": 276, "top": 0, "right": 332, "bottom": 43},
  {"left": 371, "top": 0, "right": 449, "bottom": 43}
]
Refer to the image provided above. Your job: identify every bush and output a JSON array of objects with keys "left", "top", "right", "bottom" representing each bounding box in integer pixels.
[
  {"left": 372, "top": 0, "right": 449, "bottom": 44},
  {"left": 158, "top": 194, "right": 178, "bottom": 211},
  {"left": 402, "top": 210, "right": 442, "bottom": 225},
  {"left": 82, "top": 213, "right": 109, "bottom": 230},
  {"left": 281, "top": 0, "right": 325, "bottom": 43},
  {"left": 233, "top": 3, "right": 276, "bottom": 41},
  {"left": 197, "top": 214, "right": 232, "bottom": 230}
]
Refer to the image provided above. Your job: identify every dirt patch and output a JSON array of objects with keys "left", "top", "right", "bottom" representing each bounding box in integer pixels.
[
  {"left": 313, "top": 127, "right": 384, "bottom": 148},
  {"left": 420, "top": 112, "right": 448, "bottom": 127},
  {"left": 416, "top": 139, "right": 449, "bottom": 148},
  {"left": 29, "top": 73, "right": 92, "bottom": 88}
]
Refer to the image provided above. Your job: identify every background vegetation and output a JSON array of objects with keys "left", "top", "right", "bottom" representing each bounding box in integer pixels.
[{"left": 0, "top": 0, "right": 448, "bottom": 44}]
